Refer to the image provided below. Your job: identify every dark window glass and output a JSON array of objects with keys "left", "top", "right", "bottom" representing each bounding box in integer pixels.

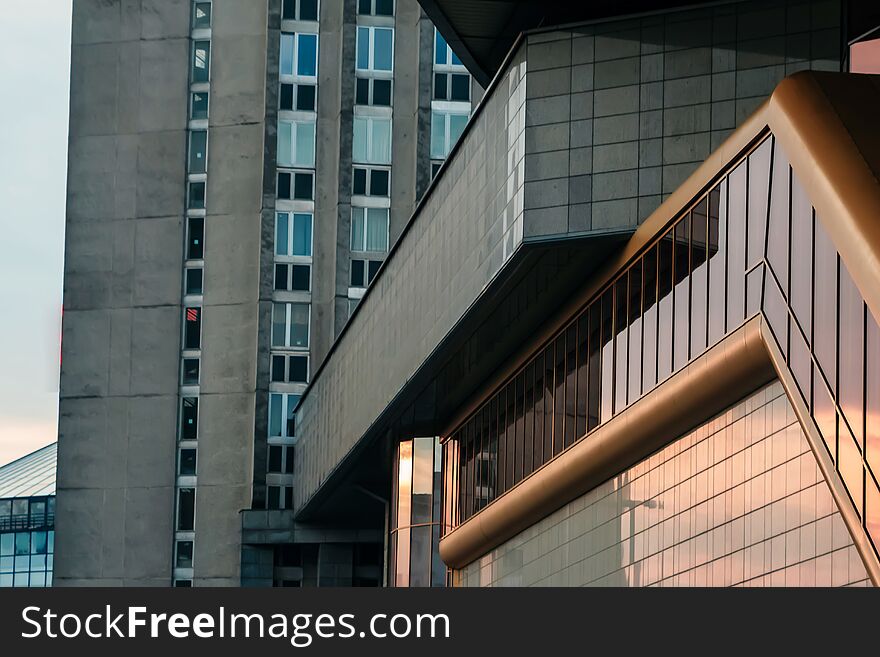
[
  {"left": 282, "top": 0, "right": 295, "bottom": 20},
  {"left": 600, "top": 289, "right": 614, "bottom": 423},
  {"left": 355, "top": 77, "right": 370, "bottom": 105},
  {"left": 767, "top": 138, "right": 790, "bottom": 293},
  {"left": 194, "top": 3, "right": 211, "bottom": 29},
  {"left": 502, "top": 382, "right": 513, "bottom": 489},
  {"left": 268, "top": 446, "right": 283, "bottom": 473},
  {"left": 495, "top": 388, "right": 505, "bottom": 496},
  {"left": 372, "top": 79, "right": 392, "bottom": 106},
  {"left": 370, "top": 169, "right": 390, "bottom": 196},
  {"left": 839, "top": 264, "right": 864, "bottom": 446},
  {"left": 291, "top": 264, "right": 310, "bottom": 291},
  {"left": 587, "top": 302, "right": 601, "bottom": 431},
  {"left": 790, "top": 175, "right": 812, "bottom": 338},
  {"left": 450, "top": 74, "right": 470, "bottom": 101},
  {"left": 280, "top": 83, "right": 294, "bottom": 110},
  {"left": 564, "top": 324, "right": 577, "bottom": 449},
  {"left": 271, "top": 355, "right": 286, "bottom": 382},
  {"left": 182, "top": 397, "right": 198, "bottom": 441},
  {"left": 182, "top": 358, "right": 199, "bottom": 385},
  {"left": 275, "top": 263, "right": 289, "bottom": 290},
  {"left": 532, "top": 356, "right": 544, "bottom": 468},
  {"left": 576, "top": 312, "right": 588, "bottom": 439},
  {"left": 434, "top": 73, "right": 448, "bottom": 100},
  {"left": 642, "top": 248, "right": 658, "bottom": 394},
  {"left": 727, "top": 160, "right": 747, "bottom": 329},
  {"left": 707, "top": 184, "right": 725, "bottom": 344},
  {"left": 179, "top": 449, "right": 197, "bottom": 476},
  {"left": 290, "top": 355, "right": 308, "bottom": 383},
  {"left": 514, "top": 373, "right": 525, "bottom": 484},
  {"left": 614, "top": 276, "right": 629, "bottom": 413},
  {"left": 293, "top": 172, "right": 313, "bottom": 200},
  {"left": 357, "top": 0, "right": 371, "bottom": 14},
  {"left": 285, "top": 447, "right": 294, "bottom": 473},
  {"left": 185, "top": 268, "right": 203, "bottom": 295},
  {"left": 176, "top": 540, "right": 193, "bottom": 568},
  {"left": 177, "top": 489, "right": 195, "bottom": 531},
  {"left": 186, "top": 217, "right": 205, "bottom": 260},
  {"left": 746, "top": 138, "right": 772, "bottom": 269},
  {"left": 296, "top": 84, "right": 316, "bottom": 111},
  {"left": 188, "top": 181, "right": 205, "bottom": 209},
  {"left": 299, "top": 0, "right": 319, "bottom": 21},
  {"left": 488, "top": 398, "right": 498, "bottom": 501},
  {"left": 657, "top": 232, "right": 674, "bottom": 382},
  {"left": 375, "top": 0, "right": 394, "bottom": 16},
  {"left": 277, "top": 172, "right": 291, "bottom": 199},
  {"left": 552, "top": 335, "right": 565, "bottom": 457},
  {"left": 627, "top": 263, "right": 643, "bottom": 408},
  {"left": 192, "top": 41, "right": 210, "bottom": 83},
  {"left": 184, "top": 307, "right": 201, "bottom": 349},
  {"left": 523, "top": 361, "right": 534, "bottom": 477},
  {"left": 409, "top": 525, "right": 431, "bottom": 587},
  {"left": 351, "top": 259, "right": 365, "bottom": 287},
  {"left": 367, "top": 259, "right": 382, "bottom": 282},
  {"left": 672, "top": 214, "right": 690, "bottom": 372},
  {"left": 542, "top": 347, "right": 553, "bottom": 466},
  {"left": 353, "top": 167, "right": 368, "bottom": 196},
  {"left": 814, "top": 216, "right": 837, "bottom": 386},
  {"left": 267, "top": 486, "right": 281, "bottom": 510},
  {"left": 189, "top": 130, "right": 207, "bottom": 173},
  {"left": 690, "top": 199, "right": 708, "bottom": 358},
  {"left": 191, "top": 92, "right": 208, "bottom": 120},
  {"left": 175, "top": 580, "right": 192, "bottom": 588}
]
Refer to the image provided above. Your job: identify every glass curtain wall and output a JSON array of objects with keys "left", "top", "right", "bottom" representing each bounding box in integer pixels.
[{"left": 443, "top": 134, "right": 880, "bottom": 566}]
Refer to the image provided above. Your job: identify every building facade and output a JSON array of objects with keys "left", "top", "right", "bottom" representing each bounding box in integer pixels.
[
  {"left": 56, "top": 0, "right": 476, "bottom": 587},
  {"left": 0, "top": 444, "right": 57, "bottom": 588},
  {"left": 57, "top": 0, "right": 880, "bottom": 588}
]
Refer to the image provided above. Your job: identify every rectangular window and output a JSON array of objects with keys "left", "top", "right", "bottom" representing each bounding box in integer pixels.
[
  {"left": 184, "top": 307, "right": 201, "bottom": 349},
  {"left": 271, "top": 353, "right": 309, "bottom": 383},
  {"left": 188, "top": 181, "right": 205, "bottom": 209},
  {"left": 275, "top": 212, "right": 313, "bottom": 257},
  {"left": 193, "top": 2, "right": 211, "bottom": 29},
  {"left": 434, "top": 29, "right": 463, "bottom": 67},
  {"left": 181, "top": 357, "right": 200, "bottom": 385},
  {"left": 274, "top": 263, "right": 311, "bottom": 292},
  {"left": 179, "top": 449, "right": 197, "bottom": 476},
  {"left": 188, "top": 130, "right": 207, "bottom": 173},
  {"left": 280, "top": 33, "right": 319, "bottom": 78},
  {"left": 280, "top": 82, "right": 316, "bottom": 111},
  {"left": 358, "top": 0, "right": 393, "bottom": 15},
  {"left": 350, "top": 258, "right": 382, "bottom": 288},
  {"left": 181, "top": 397, "right": 198, "bottom": 441},
  {"left": 282, "top": 0, "right": 318, "bottom": 21},
  {"left": 277, "top": 171, "right": 314, "bottom": 200},
  {"left": 191, "top": 92, "right": 208, "bottom": 119},
  {"left": 272, "top": 302, "right": 310, "bottom": 348},
  {"left": 192, "top": 41, "right": 210, "bottom": 83},
  {"left": 356, "top": 26, "right": 394, "bottom": 72},
  {"left": 177, "top": 489, "right": 195, "bottom": 531},
  {"left": 175, "top": 540, "right": 193, "bottom": 568},
  {"left": 351, "top": 207, "right": 389, "bottom": 252},
  {"left": 187, "top": 218, "right": 204, "bottom": 260},
  {"left": 430, "top": 110, "right": 468, "bottom": 160},
  {"left": 269, "top": 393, "right": 300, "bottom": 438},
  {"left": 277, "top": 119, "right": 316, "bottom": 168},
  {"left": 355, "top": 77, "right": 392, "bottom": 106},
  {"left": 185, "top": 268, "right": 203, "bottom": 296},
  {"left": 433, "top": 72, "right": 470, "bottom": 101},
  {"left": 353, "top": 117, "right": 392, "bottom": 164},
  {"left": 352, "top": 167, "right": 390, "bottom": 196}
]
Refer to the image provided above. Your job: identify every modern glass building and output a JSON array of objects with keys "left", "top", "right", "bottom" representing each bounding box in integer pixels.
[
  {"left": 57, "top": 0, "right": 880, "bottom": 587},
  {"left": 0, "top": 443, "right": 57, "bottom": 588}
]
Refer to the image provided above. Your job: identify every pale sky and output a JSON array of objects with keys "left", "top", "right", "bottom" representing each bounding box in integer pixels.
[{"left": 0, "top": 0, "right": 72, "bottom": 465}]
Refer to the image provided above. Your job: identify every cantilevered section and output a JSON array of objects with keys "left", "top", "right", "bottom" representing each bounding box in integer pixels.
[
  {"left": 0, "top": 443, "right": 57, "bottom": 499},
  {"left": 438, "top": 72, "right": 880, "bottom": 582},
  {"left": 419, "top": 0, "right": 707, "bottom": 86}
]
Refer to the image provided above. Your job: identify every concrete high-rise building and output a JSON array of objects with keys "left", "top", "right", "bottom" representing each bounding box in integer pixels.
[
  {"left": 57, "top": 0, "right": 880, "bottom": 588},
  {"left": 55, "top": 0, "right": 477, "bottom": 587}
]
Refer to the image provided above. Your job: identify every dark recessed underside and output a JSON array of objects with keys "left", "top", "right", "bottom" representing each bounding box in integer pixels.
[{"left": 418, "top": 0, "right": 710, "bottom": 86}]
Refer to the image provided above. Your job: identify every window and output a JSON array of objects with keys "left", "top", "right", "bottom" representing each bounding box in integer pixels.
[
  {"left": 188, "top": 130, "right": 207, "bottom": 173},
  {"left": 184, "top": 307, "right": 201, "bottom": 349},
  {"left": 192, "top": 40, "right": 210, "bottom": 83},
  {"left": 271, "top": 353, "right": 309, "bottom": 383},
  {"left": 182, "top": 357, "right": 200, "bottom": 385},
  {"left": 275, "top": 212, "right": 313, "bottom": 257},
  {"left": 268, "top": 445, "right": 295, "bottom": 473},
  {"left": 350, "top": 259, "right": 382, "bottom": 288},
  {"left": 187, "top": 218, "right": 204, "bottom": 260},
  {"left": 191, "top": 92, "right": 208, "bottom": 119},
  {"left": 277, "top": 119, "right": 316, "bottom": 168},
  {"left": 267, "top": 486, "right": 294, "bottom": 509},
  {"left": 431, "top": 161, "right": 443, "bottom": 179},
  {"left": 280, "top": 33, "right": 318, "bottom": 78},
  {"left": 179, "top": 449, "right": 197, "bottom": 476},
  {"left": 356, "top": 26, "right": 394, "bottom": 72},
  {"left": 434, "top": 29, "right": 463, "bottom": 67},
  {"left": 277, "top": 171, "right": 314, "bottom": 200},
  {"left": 352, "top": 167, "right": 390, "bottom": 196},
  {"left": 175, "top": 540, "right": 194, "bottom": 568},
  {"left": 351, "top": 208, "right": 389, "bottom": 252},
  {"left": 274, "top": 263, "right": 311, "bottom": 291},
  {"left": 280, "top": 82, "right": 316, "bottom": 111},
  {"left": 282, "top": 0, "right": 318, "bottom": 21},
  {"left": 430, "top": 110, "right": 468, "bottom": 159},
  {"left": 188, "top": 181, "right": 205, "bottom": 209},
  {"left": 434, "top": 72, "right": 470, "bottom": 101},
  {"left": 272, "top": 302, "right": 310, "bottom": 348},
  {"left": 269, "top": 393, "right": 300, "bottom": 438},
  {"left": 177, "top": 488, "right": 195, "bottom": 531},
  {"left": 358, "top": 0, "right": 393, "bottom": 15},
  {"left": 355, "top": 77, "right": 391, "bottom": 106},
  {"left": 181, "top": 397, "right": 198, "bottom": 441},
  {"left": 185, "top": 268, "right": 203, "bottom": 295},
  {"left": 193, "top": 2, "right": 211, "bottom": 29},
  {"left": 353, "top": 117, "right": 392, "bottom": 164}
]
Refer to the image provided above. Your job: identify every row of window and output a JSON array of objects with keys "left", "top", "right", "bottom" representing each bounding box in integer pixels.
[
  {"left": 0, "top": 497, "right": 54, "bottom": 533},
  {"left": 0, "top": 529, "right": 55, "bottom": 588}
]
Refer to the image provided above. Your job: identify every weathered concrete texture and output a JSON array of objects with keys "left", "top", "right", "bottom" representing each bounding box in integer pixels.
[
  {"left": 56, "top": 0, "right": 191, "bottom": 586},
  {"left": 521, "top": 0, "right": 842, "bottom": 238},
  {"left": 194, "top": 0, "right": 268, "bottom": 586}
]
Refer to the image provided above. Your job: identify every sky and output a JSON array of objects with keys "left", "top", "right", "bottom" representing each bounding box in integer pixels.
[{"left": 0, "top": 0, "right": 72, "bottom": 465}]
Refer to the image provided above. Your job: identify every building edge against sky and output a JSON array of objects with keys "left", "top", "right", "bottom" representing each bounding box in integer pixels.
[{"left": 55, "top": 0, "right": 880, "bottom": 587}]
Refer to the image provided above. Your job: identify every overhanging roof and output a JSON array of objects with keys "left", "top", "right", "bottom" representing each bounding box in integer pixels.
[
  {"left": 418, "top": 0, "right": 709, "bottom": 86},
  {"left": 0, "top": 442, "right": 57, "bottom": 498}
]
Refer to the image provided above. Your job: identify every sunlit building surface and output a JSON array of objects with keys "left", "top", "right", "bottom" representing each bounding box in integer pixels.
[
  {"left": 58, "top": 0, "right": 880, "bottom": 587},
  {"left": 0, "top": 443, "right": 56, "bottom": 587}
]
